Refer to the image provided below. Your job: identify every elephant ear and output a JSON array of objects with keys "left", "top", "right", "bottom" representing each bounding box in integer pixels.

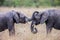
[
  {"left": 40, "top": 11, "right": 49, "bottom": 24},
  {"left": 13, "top": 12, "right": 20, "bottom": 23}
]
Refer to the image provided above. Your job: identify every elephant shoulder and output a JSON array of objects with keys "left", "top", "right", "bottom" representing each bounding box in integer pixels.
[{"left": 5, "top": 11, "right": 14, "bottom": 18}]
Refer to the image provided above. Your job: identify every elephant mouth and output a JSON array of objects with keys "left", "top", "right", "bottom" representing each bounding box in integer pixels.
[
  {"left": 19, "top": 20, "right": 26, "bottom": 23},
  {"left": 19, "top": 17, "right": 26, "bottom": 23},
  {"left": 34, "top": 20, "right": 40, "bottom": 25},
  {"left": 19, "top": 19, "right": 25, "bottom": 23},
  {"left": 35, "top": 22, "right": 40, "bottom": 25}
]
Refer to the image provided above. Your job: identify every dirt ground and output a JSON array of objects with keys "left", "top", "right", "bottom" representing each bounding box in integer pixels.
[{"left": 0, "top": 7, "right": 60, "bottom": 40}]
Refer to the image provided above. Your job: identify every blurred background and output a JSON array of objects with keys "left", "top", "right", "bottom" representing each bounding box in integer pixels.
[{"left": 0, "top": 0, "right": 60, "bottom": 7}]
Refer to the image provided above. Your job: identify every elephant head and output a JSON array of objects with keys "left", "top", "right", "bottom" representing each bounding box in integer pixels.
[
  {"left": 31, "top": 11, "right": 49, "bottom": 34},
  {"left": 40, "top": 11, "right": 49, "bottom": 24},
  {"left": 12, "top": 10, "right": 31, "bottom": 24},
  {"left": 18, "top": 13, "right": 31, "bottom": 23}
]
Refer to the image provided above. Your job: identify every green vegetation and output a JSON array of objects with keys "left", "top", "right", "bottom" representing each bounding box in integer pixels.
[{"left": 0, "top": 0, "right": 60, "bottom": 7}]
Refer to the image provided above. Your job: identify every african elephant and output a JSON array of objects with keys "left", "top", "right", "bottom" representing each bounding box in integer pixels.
[
  {"left": 0, "top": 10, "right": 30, "bottom": 36},
  {"left": 31, "top": 9, "right": 60, "bottom": 34}
]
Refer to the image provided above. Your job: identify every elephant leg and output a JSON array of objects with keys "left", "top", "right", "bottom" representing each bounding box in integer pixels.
[
  {"left": 7, "top": 19, "right": 15, "bottom": 36},
  {"left": 46, "top": 26, "right": 52, "bottom": 34},
  {"left": 46, "top": 23, "right": 53, "bottom": 34}
]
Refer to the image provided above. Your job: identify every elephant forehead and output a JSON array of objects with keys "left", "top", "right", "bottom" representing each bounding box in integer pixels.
[
  {"left": 20, "top": 13, "right": 25, "bottom": 17},
  {"left": 34, "top": 15, "right": 40, "bottom": 19}
]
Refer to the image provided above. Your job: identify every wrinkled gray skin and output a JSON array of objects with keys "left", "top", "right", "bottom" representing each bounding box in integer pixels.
[
  {"left": 31, "top": 10, "right": 60, "bottom": 34},
  {"left": 0, "top": 10, "right": 30, "bottom": 36}
]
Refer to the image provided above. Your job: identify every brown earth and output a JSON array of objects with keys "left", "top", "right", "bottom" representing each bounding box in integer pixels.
[{"left": 0, "top": 7, "right": 60, "bottom": 40}]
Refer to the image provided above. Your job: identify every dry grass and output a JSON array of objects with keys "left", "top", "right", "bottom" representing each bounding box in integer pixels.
[{"left": 0, "top": 7, "right": 60, "bottom": 40}]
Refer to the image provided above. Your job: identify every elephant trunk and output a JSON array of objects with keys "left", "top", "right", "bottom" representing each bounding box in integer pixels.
[
  {"left": 31, "top": 21, "right": 38, "bottom": 34},
  {"left": 25, "top": 17, "right": 32, "bottom": 22}
]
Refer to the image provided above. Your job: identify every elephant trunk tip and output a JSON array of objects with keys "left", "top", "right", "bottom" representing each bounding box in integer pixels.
[{"left": 31, "top": 28, "right": 38, "bottom": 34}]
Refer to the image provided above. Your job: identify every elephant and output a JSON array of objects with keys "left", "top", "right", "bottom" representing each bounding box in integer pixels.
[
  {"left": 31, "top": 9, "right": 60, "bottom": 34},
  {"left": 0, "top": 10, "right": 30, "bottom": 36}
]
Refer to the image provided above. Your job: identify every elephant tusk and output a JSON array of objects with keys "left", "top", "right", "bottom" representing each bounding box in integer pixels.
[{"left": 31, "top": 27, "right": 38, "bottom": 34}]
